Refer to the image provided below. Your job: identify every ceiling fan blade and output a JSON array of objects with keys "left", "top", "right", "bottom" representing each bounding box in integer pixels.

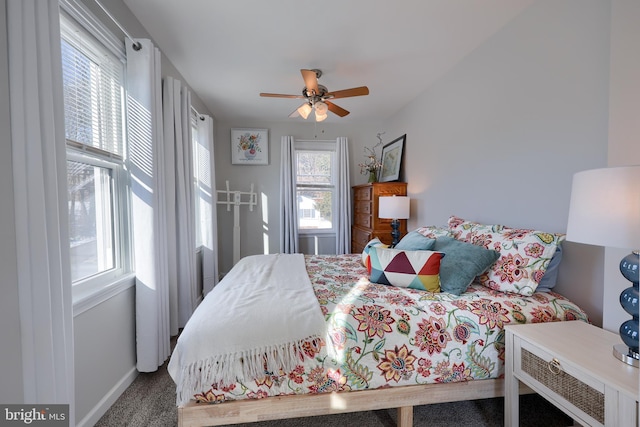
[
  {"left": 260, "top": 92, "right": 304, "bottom": 99},
  {"left": 301, "top": 69, "right": 319, "bottom": 95},
  {"left": 326, "top": 86, "right": 369, "bottom": 99},
  {"left": 326, "top": 101, "right": 349, "bottom": 117}
]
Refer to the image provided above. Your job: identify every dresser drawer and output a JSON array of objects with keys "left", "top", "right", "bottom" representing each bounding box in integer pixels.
[
  {"left": 354, "top": 186, "right": 373, "bottom": 202},
  {"left": 516, "top": 340, "right": 605, "bottom": 426},
  {"left": 355, "top": 213, "right": 372, "bottom": 228},
  {"left": 352, "top": 226, "right": 372, "bottom": 244},
  {"left": 355, "top": 200, "right": 372, "bottom": 215}
]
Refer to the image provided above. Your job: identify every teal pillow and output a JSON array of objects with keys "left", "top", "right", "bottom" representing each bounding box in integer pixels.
[
  {"left": 433, "top": 236, "right": 500, "bottom": 296},
  {"left": 394, "top": 231, "right": 436, "bottom": 251}
]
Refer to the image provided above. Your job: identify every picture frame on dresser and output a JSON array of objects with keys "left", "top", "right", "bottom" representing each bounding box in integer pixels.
[{"left": 379, "top": 134, "right": 405, "bottom": 182}]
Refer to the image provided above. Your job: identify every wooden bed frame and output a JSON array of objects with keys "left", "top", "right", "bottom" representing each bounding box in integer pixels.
[{"left": 178, "top": 378, "right": 533, "bottom": 427}]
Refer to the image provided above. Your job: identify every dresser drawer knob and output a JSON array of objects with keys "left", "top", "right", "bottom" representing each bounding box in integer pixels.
[{"left": 547, "top": 358, "right": 562, "bottom": 375}]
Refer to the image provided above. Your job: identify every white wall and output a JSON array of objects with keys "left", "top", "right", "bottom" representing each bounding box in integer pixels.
[
  {"left": 0, "top": 0, "right": 24, "bottom": 403},
  {"left": 74, "top": 289, "right": 136, "bottom": 425},
  {"left": 213, "top": 119, "right": 384, "bottom": 276},
  {"left": 603, "top": 0, "right": 640, "bottom": 333},
  {"left": 383, "top": 0, "right": 611, "bottom": 325}
]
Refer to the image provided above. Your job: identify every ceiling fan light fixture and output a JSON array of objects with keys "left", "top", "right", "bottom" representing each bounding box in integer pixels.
[
  {"left": 314, "top": 101, "right": 328, "bottom": 115},
  {"left": 260, "top": 69, "right": 368, "bottom": 120},
  {"left": 297, "top": 103, "right": 312, "bottom": 119}
]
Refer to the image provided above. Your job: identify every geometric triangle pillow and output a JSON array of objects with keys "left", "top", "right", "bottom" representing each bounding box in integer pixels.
[{"left": 369, "top": 247, "right": 444, "bottom": 292}]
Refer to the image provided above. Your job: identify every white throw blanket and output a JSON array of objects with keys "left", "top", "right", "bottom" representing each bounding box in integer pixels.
[{"left": 168, "top": 253, "right": 326, "bottom": 405}]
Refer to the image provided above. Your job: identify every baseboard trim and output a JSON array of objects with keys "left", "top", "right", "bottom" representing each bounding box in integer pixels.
[{"left": 76, "top": 366, "right": 138, "bottom": 427}]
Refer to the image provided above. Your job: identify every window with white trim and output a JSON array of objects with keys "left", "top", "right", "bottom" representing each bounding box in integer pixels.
[
  {"left": 295, "top": 141, "right": 336, "bottom": 233},
  {"left": 60, "top": 10, "right": 131, "bottom": 298},
  {"left": 191, "top": 108, "right": 203, "bottom": 248}
]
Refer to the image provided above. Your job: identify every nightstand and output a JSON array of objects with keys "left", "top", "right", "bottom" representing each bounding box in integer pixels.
[{"left": 505, "top": 321, "right": 639, "bottom": 427}]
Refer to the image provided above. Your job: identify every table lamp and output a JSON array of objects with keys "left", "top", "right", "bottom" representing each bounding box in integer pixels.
[
  {"left": 566, "top": 165, "right": 640, "bottom": 367},
  {"left": 378, "top": 196, "right": 410, "bottom": 247}
]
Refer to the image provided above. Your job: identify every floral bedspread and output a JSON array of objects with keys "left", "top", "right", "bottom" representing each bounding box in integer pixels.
[{"left": 191, "top": 254, "right": 588, "bottom": 403}]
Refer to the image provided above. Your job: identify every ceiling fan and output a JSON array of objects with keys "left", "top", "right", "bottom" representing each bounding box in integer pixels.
[{"left": 260, "top": 69, "right": 369, "bottom": 121}]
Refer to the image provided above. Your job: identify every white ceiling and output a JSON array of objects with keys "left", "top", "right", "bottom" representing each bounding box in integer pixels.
[{"left": 122, "top": 0, "right": 534, "bottom": 124}]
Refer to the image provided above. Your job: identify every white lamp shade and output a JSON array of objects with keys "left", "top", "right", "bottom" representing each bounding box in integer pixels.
[
  {"left": 297, "top": 103, "right": 312, "bottom": 119},
  {"left": 566, "top": 165, "right": 640, "bottom": 249},
  {"left": 378, "top": 196, "right": 410, "bottom": 219}
]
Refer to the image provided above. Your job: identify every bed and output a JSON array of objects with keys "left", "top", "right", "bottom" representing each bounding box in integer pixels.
[{"left": 168, "top": 216, "right": 589, "bottom": 427}]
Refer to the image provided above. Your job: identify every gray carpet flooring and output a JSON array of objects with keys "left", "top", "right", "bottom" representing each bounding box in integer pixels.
[{"left": 95, "top": 360, "right": 573, "bottom": 427}]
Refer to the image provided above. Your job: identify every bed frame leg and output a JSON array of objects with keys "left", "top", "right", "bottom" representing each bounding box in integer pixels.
[{"left": 397, "top": 406, "right": 413, "bottom": 427}]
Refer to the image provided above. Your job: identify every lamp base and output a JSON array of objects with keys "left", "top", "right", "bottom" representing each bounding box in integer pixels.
[
  {"left": 613, "top": 343, "right": 639, "bottom": 368},
  {"left": 390, "top": 219, "right": 401, "bottom": 247}
]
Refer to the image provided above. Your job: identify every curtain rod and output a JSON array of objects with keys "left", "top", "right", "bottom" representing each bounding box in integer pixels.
[{"left": 92, "top": 0, "right": 142, "bottom": 51}]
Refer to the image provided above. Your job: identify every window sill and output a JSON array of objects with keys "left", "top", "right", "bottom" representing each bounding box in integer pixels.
[
  {"left": 298, "top": 230, "right": 337, "bottom": 235},
  {"left": 73, "top": 273, "right": 136, "bottom": 317}
]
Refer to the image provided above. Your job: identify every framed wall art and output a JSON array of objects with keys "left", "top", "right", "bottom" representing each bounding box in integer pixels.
[
  {"left": 231, "top": 128, "right": 269, "bottom": 165},
  {"left": 379, "top": 134, "right": 405, "bottom": 182}
]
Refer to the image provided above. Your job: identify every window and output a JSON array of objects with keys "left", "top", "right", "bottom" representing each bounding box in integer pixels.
[
  {"left": 295, "top": 141, "right": 336, "bottom": 233},
  {"left": 191, "top": 108, "right": 205, "bottom": 248},
  {"left": 60, "top": 9, "right": 130, "bottom": 299},
  {"left": 67, "top": 159, "right": 115, "bottom": 281}
]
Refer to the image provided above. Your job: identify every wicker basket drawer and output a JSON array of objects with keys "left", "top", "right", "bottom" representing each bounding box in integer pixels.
[
  {"left": 517, "top": 341, "right": 605, "bottom": 426},
  {"left": 521, "top": 348, "right": 604, "bottom": 424},
  {"left": 505, "top": 322, "right": 639, "bottom": 427}
]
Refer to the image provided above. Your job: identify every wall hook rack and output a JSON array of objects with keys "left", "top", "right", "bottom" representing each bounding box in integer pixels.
[{"left": 216, "top": 180, "right": 257, "bottom": 265}]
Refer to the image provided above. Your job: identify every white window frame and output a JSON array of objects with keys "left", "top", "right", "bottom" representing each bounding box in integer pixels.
[
  {"left": 294, "top": 140, "right": 337, "bottom": 235},
  {"left": 191, "top": 107, "right": 203, "bottom": 249},
  {"left": 66, "top": 149, "right": 132, "bottom": 304},
  {"left": 60, "top": 0, "right": 134, "bottom": 313}
]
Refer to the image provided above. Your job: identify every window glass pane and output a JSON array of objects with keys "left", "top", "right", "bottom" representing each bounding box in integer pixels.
[
  {"left": 191, "top": 116, "right": 202, "bottom": 247},
  {"left": 67, "top": 160, "right": 115, "bottom": 282},
  {"left": 296, "top": 151, "right": 331, "bottom": 185},
  {"left": 297, "top": 189, "right": 332, "bottom": 229},
  {"left": 60, "top": 23, "right": 124, "bottom": 157}
]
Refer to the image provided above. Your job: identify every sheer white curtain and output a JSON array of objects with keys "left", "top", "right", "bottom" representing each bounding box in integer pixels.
[
  {"left": 335, "top": 137, "right": 352, "bottom": 254},
  {"left": 280, "top": 136, "right": 299, "bottom": 253},
  {"left": 126, "top": 38, "right": 171, "bottom": 372},
  {"left": 197, "top": 115, "right": 219, "bottom": 295},
  {"left": 7, "top": 0, "right": 75, "bottom": 418},
  {"left": 163, "top": 76, "right": 197, "bottom": 333},
  {"left": 127, "top": 40, "right": 200, "bottom": 371}
]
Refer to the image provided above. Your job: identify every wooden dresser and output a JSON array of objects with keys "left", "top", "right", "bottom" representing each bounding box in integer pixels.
[{"left": 351, "top": 182, "right": 408, "bottom": 253}]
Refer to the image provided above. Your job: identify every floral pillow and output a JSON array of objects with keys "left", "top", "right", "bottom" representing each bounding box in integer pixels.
[
  {"left": 414, "top": 225, "right": 452, "bottom": 239},
  {"left": 368, "top": 247, "right": 444, "bottom": 292},
  {"left": 447, "top": 215, "right": 565, "bottom": 296},
  {"left": 361, "top": 237, "right": 389, "bottom": 271}
]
